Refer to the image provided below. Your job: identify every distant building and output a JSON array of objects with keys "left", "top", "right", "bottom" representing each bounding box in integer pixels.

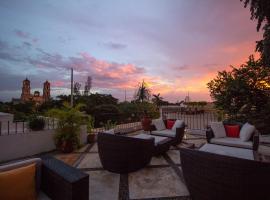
[{"left": 19, "top": 78, "right": 50, "bottom": 105}]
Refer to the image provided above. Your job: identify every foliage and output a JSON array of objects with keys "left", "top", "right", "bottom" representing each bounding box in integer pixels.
[
  {"left": 101, "top": 120, "right": 117, "bottom": 130},
  {"left": 86, "top": 115, "right": 95, "bottom": 134},
  {"left": 135, "top": 101, "right": 160, "bottom": 119},
  {"left": 47, "top": 103, "right": 86, "bottom": 149},
  {"left": 91, "top": 104, "right": 120, "bottom": 127},
  {"left": 241, "top": 0, "right": 270, "bottom": 66},
  {"left": 207, "top": 56, "right": 270, "bottom": 133},
  {"left": 118, "top": 102, "right": 140, "bottom": 122},
  {"left": 28, "top": 115, "right": 45, "bottom": 131},
  {"left": 184, "top": 101, "right": 207, "bottom": 108},
  {"left": 134, "top": 80, "right": 151, "bottom": 102},
  {"left": 152, "top": 93, "right": 169, "bottom": 107}
]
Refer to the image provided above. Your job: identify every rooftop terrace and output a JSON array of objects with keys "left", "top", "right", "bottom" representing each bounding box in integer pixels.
[{"left": 51, "top": 131, "right": 206, "bottom": 200}]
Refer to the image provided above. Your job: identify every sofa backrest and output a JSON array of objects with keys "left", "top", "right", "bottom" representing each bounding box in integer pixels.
[
  {"left": 180, "top": 148, "right": 270, "bottom": 200},
  {"left": 97, "top": 132, "right": 154, "bottom": 173},
  {"left": 0, "top": 158, "right": 42, "bottom": 192}
]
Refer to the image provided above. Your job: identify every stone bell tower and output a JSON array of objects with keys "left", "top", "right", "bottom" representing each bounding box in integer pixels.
[
  {"left": 21, "top": 78, "right": 31, "bottom": 102},
  {"left": 43, "top": 80, "right": 50, "bottom": 102}
]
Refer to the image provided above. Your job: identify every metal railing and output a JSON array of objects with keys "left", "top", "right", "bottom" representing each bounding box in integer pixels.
[
  {"left": 162, "top": 111, "right": 222, "bottom": 130},
  {"left": 0, "top": 118, "right": 57, "bottom": 136},
  {"left": 92, "top": 121, "right": 142, "bottom": 134}
]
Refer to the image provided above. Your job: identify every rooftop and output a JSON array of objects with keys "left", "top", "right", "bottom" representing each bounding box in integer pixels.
[{"left": 52, "top": 131, "right": 206, "bottom": 200}]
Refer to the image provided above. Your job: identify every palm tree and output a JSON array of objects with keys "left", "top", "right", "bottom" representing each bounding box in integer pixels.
[
  {"left": 152, "top": 93, "right": 163, "bottom": 107},
  {"left": 134, "top": 80, "right": 151, "bottom": 102}
]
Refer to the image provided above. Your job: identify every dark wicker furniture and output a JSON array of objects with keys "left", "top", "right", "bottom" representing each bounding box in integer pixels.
[
  {"left": 150, "top": 120, "right": 185, "bottom": 145},
  {"left": 41, "top": 156, "right": 89, "bottom": 200},
  {"left": 97, "top": 132, "right": 154, "bottom": 173},
  {"left": 180, "top": 148, "right": 270, "bottom": 200},
  {"left": 206, "top": 122, "right": 259, "bottom": 150}
]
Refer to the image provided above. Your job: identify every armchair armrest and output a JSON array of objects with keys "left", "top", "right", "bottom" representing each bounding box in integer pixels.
[
  {"left": 149, "top": 124, "right": 156, "bottom": 133},
  {"left": 206, "top": 128, "right": 214, "bottom": 143},
  {"left": 252, "top": 130, "right": 260, "bottom": 151},
  {"left": 174, "top": 123, "right": 186, "bottom": 145},
  {"left": 41, "top": 156, "right": 89, "bottom": 200}
]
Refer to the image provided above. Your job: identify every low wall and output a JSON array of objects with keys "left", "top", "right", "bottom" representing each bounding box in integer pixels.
[{"left": 0, "top": 125, "right": 88, "bottom": 163}]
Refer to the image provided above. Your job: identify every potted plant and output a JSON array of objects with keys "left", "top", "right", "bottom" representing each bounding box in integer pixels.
[
  {"left": 86, "top": 115, "right": 95, "bottom": 143},
  {"left": 47, "top": 103, "right": 85, "bottom": 153},
  {"left": 141, "top": 110, "right": 152, "bottom": 131}
]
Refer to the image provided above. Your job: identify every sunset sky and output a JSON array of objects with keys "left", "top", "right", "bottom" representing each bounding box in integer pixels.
[{"left": 0, "top": 0, "right": 262, "bottom": 102}]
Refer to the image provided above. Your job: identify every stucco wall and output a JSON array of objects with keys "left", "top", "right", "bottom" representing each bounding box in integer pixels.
[{"left": 0, "top": 125, "right": 88, "bottom": 163}]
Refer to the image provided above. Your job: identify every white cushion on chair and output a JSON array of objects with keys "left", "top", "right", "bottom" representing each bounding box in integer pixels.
[
  {"left": 171, "top": 120, "right": 184, "bottom": 132},
  {"left": 151, "top": 129, "right": 176, "bottom": 138},
  {"left": 210, "top": 137, "right": 253, "bottom": 149},
  {"left": 152, "top": 119, "right": 166, "bottom": 131},
  {"left": 200, "top": 143, "right": 254, "bottom": 160},
  {"left": 210, "top": 122, "right": 226, "bottom": 138},
  {"left": 240, "top": 122, "right": 255, "bottom": 141}
]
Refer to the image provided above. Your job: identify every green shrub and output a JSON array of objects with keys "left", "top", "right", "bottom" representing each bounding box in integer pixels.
[{"left": 28, "top": 116, "right": 45, "bottom": 131}]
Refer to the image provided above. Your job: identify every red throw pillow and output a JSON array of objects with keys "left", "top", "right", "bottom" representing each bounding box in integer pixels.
[
  {"left": 166, "top": 120, "right": 175, "bottom": 129},
  {"left": 224, "top": 125, "right": 240, "bottom": 138}
]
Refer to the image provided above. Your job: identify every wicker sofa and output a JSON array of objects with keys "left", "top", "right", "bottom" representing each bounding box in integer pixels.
[
  {"left": 0, "top": 156, "right": 89, "bottom": 200},
  {"left": 180, "top": 148, "right": 270, "bottom": 200},
  {"left": 97, "top": 132, "right": 154, "bottom": 173},
  {"left": 206, "top": 122, "right": 259, "bottom": 150},
  {"left": 150, "top": 120, "right": 185, "bottom": 145}
]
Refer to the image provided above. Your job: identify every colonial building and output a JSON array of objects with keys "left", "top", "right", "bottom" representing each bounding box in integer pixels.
[{"left": 20, "top": 79, "right": 50, "bottom": 104}]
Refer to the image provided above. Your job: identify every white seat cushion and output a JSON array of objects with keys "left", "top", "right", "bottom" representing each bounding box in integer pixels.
[
  {"left": 200, "top": 143, "right": 254, "bottom": 160},
  {"left": 171, "top": 119, "right": 184, "bottom": 132},
  {"left": 210, "top": 137, "right": 253, "bottom": 149},
  {"left": 152, "top": 119, "right": 166, "bottom": 131},
  {"left": 240, "top": 122, "right": 255, "bottom": 141},
  {"left": 210, "top": 122, "right": 226, "bottom": 138},
  {"left": 131, "top": 133, "right": 169, "bottom": 145},
  {"left": 104, "top": 129, "right": 114, "bottom": 134},
  {"left": 151, "top": 129, "right": 176, "bottom": 138}
]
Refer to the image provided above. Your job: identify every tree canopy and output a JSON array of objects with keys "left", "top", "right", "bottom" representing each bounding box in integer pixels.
[
  {"left": 208, "top": 56, "right": 270, "bottom": 133},
  {"left": 241, "top": 0, "right": 270, "bottom": 66}
]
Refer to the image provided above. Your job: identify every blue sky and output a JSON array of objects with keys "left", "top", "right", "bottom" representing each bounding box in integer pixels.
[{"left": 0, "top": 0, "right": 262, "bottom": 102}]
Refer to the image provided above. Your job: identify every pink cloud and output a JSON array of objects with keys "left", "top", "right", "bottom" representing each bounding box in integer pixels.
[{"left": 15, "top": 30, "right": 30, "bottom": 39}]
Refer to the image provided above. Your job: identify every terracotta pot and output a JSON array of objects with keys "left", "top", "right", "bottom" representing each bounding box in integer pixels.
[
  {"left": 87, "top": 134, "right": 96, "bottom": 143},
  {"left": 141, "top": 116, "right": 152, "bottom": 131},
  {"left": 61, "top": 140, "right": 74, "bottom": 153}
]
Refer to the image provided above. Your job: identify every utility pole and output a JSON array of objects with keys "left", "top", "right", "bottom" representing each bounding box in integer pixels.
[
  {"left": 71, "top": 68, "right": 74, "bottom": 107},
  {"left": 124, "top": 89, "right": 127, "bottom": 102}
]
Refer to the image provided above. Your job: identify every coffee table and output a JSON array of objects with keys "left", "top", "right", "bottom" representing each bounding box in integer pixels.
[{"left": 131, "top": 133, "right": 173, "bottom": 156}]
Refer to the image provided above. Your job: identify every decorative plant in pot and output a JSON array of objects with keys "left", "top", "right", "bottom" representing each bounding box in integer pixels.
[
  {"left": 47, "top": 103, "right": 85, "bottom": 153},
  {"left": 141, "top": 110, "right": 152, "bottom": 131},
  {"left": 86, "top": 115, "right": 95, "bottom": 143}
]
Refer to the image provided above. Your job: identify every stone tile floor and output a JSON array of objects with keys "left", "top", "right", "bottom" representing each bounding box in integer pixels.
[{"left": 54, "top": 132, "right": 207, "bottom": 200}]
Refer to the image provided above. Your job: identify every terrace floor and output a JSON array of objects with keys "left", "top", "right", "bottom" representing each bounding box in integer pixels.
[{"left": 54, "top": 130, "right": 207, "bottom": 200}]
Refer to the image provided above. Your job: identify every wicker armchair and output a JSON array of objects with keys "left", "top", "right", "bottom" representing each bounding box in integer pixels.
[
  {"left": 206, "top": 122, "right": 259, "bottom": 150},
  {"left": 150, "top": 120, "right": 185, "bottom": 145},
  {"left": 97, "top": 132, "right": 154, "bottom": 173},
  {"left": 180, "top": 148, "right": 270, "bottom": 200}
]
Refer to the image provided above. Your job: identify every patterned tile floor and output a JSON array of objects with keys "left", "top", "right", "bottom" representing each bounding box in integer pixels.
[{"left": 55, "top": 133, "right": 207, "bottom": 200}]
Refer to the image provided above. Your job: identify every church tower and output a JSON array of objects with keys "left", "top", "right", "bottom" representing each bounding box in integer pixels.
[
  {"left": 43, "top": 80, "right": 50, "bottom": 102},
  {"left": 21, "top": 78, "right": 31, "bottom": 101}
]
